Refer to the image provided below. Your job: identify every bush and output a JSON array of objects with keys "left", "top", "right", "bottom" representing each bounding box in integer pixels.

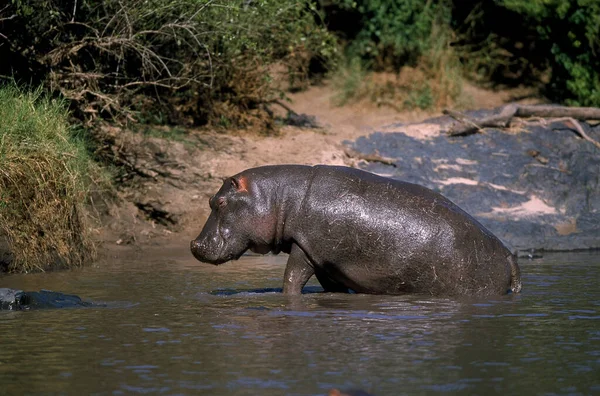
[
  {"left": 501, "top": 0, "right": 600, "bottom": 106},
  {"left": 325, "top": 1, "right": 463, "bottom": 110},
  {"left": 322, "top": 0, "right": 451, "bottom": 68},
  {"left": 324, "top": 0, "right": 600, "bottom": 108},
  {"left": 0, "top": 85, "right": 101, "bottom": 273},
  {"left": 452, "top": 0, "right": 600, "bottom": 106},
  {"left": 0, "top": 1, "right": 338, "bottom": 128}
]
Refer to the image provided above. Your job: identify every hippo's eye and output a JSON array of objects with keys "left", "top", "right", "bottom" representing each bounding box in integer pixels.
[{"left": 217, "top": 197, "right": 227, "bottom": 208}]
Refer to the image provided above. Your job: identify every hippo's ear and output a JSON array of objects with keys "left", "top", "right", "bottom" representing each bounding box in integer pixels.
[{"left": 230, "top": 176, "right": 249, "bottom": 193}]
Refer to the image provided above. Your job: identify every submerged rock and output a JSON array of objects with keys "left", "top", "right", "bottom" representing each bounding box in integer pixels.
[
  {"left": 0, "top": 288, "right": 94, "bottom": 310},
  {"left": 346, "top": 109, "right": 600, "bottom": 251}
]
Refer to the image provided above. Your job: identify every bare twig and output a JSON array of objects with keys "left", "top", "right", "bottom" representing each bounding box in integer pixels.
[
  {"left": 188, "top": 0, "right": 216, "bottom": 22},
  {"left": 0, "top": 5, "right": 16, "bottom": 22},
  {"left": 344, "top": 147, "right": 397, "bottom": 167},
  {"left": 0, "top": 4, "right": 17, "bottom": 28},
  {"left": 551, "top": 117, "right": 600, "bottom": 150},
  {"left": 267, "top": 99, "right": 298, "bottom": 116},
  {"left": 71, "top": 0, "right": 78, "bottom": 22},
  {"left": 31, "top": 1, "right": 222, "bottom": 124},
  {"left": 444, "top": 104, "right": 518, "bottom": 136},
  {"left": 443, "top": 109, "right": 485, "bottom": 134}
]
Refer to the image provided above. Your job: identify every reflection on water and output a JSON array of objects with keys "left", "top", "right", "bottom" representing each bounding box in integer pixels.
[{"left": 1, "top": 246, "right": 599, "bottom": 395}]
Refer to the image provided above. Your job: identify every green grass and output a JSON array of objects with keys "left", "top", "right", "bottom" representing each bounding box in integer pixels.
[
  {"left": 330, "top": 22, "right": 466, "bottom": 111},
  {"left": 0, "top": 84, "right": 102, "bottom": 273},
  {"left": 330, "top": 57, "right": 372, "bottom": 106}
]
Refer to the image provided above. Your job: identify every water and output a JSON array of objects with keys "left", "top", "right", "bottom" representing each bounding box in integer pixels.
[{"left": 1, "top": 246, "right": 599, "bottom": 395}]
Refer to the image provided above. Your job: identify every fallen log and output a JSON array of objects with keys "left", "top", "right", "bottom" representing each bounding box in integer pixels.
[
  {"left": 443, "top": 104, "right": 600, "bottom": 150},
  {"left": 514, "top": 105, "right": 600, "bottom": 119}
]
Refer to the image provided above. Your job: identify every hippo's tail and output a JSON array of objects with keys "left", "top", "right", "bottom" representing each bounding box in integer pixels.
[{"left": 509, "top": 252, "right": 522, "bottom": 293}]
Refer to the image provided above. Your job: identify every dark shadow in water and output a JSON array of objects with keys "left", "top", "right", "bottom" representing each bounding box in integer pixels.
[{"left": 209, "top": 285, "right": 324, "bottom": 296}]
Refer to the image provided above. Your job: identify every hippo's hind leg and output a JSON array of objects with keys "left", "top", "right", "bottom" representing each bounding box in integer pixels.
[
  {"left": 283, "top": 244, "right": 316, "bottom": 295},
  {"left": 509, "top": 253, "right": 522, "bottom": 293}
]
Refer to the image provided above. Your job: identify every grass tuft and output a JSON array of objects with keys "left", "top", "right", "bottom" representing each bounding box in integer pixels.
[
  {"left": 0, "top": 85, "right": 102, "bottom": 273},
  {"left": 330, "top": 57, "right": 372, "bottom": 106},
  {"left": 330, "top": 21, "right": 467, "bottom": 111}
]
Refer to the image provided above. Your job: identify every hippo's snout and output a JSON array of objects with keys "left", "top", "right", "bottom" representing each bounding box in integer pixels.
[
  {"left": 190, "top": 234, "right": 241, "bottom": 265},
  {"left": 190, "top": 238, "right": 221, "bottom": 264}
]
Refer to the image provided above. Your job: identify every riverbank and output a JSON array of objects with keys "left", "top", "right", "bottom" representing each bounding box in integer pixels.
[{"left": 0, "top": 86, "right": 101, "bottom": 272}]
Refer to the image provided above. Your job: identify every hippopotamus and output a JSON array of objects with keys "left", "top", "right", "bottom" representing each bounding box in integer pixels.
[{"left": 190, "top": 165, "right": 522, "bottom": 296}]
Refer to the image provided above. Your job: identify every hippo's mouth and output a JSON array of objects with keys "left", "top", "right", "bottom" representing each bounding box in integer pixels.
[
  {"left": 211, "top": 245, "right": 247, "bottom": 264},
  {"left": 190, "top": 239, "right": 245, "bottom": 265}
]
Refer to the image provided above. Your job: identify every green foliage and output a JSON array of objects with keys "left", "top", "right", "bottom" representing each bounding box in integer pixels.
[
  {"left": 330, "top": 56, "right": 371, "bottom": 106},
  {"left": 499, "top": 0, "right": 600, "bottom": 106},
  {"left": 328, "top": 5, "right": 463, "bottom": 111},
  {"left": 454, "top": 0, "right": 600, "bottom": 106},
  {"left": 323, "top": 1, "right": 463, "bottom": 110},
  {"left": 404, "top": 83, "right": 434, "bottom": 110},
  {"left": 325, "top": 0, "right": 600, "bottom": 107},
  {"left": 0, "top": 0, "right": 338, "bottom": 128},
  {"left": 324, "top": 0, "right": 452, "bottom": 68},
  {"left": 0, "top": 84, "right": 102, "bottom": 273}
]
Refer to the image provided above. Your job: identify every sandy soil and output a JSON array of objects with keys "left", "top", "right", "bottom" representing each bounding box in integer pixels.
[{"left": 97, "top": 81, "right": 537, "bottom": 249}]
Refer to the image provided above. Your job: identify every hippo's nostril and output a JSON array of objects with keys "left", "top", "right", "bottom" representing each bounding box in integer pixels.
[
  {"left": 190, "top": 240, "right": 205, "bottom": 261},
  {"left": 190, "top": 240, "right": 202, "bottom": 252}
]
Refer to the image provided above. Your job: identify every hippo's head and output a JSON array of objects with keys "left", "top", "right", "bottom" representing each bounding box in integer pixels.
[{"left": 190, "top": 173, "right": 277, "bottom": 265}]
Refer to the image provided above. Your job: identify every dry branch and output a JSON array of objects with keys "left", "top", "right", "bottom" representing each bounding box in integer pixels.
[
  {"left": 344, "top": 147, "right": 397, "bottom": 167},
  {"left": 549, "top": 117, "right": 600, "bottom": 150},
  {"left": 444, "top": 104, "right": 518, "bottom": 136},
  {"left": 0, "top": 5, "right": 16, "bottom": 23},
  {"left": 40, "top": 2, "right": 214, "bottom": 123},
  {"left": 0, "top": 4, "right": 16, "bottom": 39}
]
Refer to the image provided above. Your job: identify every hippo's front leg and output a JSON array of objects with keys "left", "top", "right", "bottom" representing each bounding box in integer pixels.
[{"left": 282, "top": 244, "right": 315, "bottom": 295}]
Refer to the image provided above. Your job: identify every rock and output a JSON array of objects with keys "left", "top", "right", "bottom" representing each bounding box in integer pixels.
[
  {"left": 0, "top": 288, "right": 95, "bottom": 310},
  {"left": 346, "top": 112, "right": 600, "bottom": 251},
  {"left": 0, "top": 288, "right": 21, "bottom": 310},
  {"left": 285, "top": 112, "right": 319, "bottom": 128}
]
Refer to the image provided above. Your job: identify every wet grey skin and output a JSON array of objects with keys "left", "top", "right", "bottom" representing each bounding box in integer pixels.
[{"left": 190, "top": 165, "right": 522, "bottom": 297}]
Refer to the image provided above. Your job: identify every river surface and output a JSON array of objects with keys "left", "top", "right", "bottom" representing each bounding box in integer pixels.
[{"left": 0, "top": 246, "right": 599, "bottom": 395}]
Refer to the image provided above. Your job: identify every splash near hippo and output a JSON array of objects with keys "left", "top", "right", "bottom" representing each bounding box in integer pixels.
[{"left": 191, "top": 165, "right": 522, "bottom": 296}]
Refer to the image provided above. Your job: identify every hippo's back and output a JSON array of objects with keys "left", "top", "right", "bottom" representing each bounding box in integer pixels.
[
  {"left": 310, "top": 165, "right": 491, "bottom": 241},
  {"left": 299, "top": 165, "right": 513, "bottom": 295}
]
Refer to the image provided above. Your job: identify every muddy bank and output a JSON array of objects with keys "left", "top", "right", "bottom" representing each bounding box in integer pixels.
[
  {"left": 347, "top": 109, "right": 600, "bottom": 251},
  {"left": 95, "top": 124, "right": 350, "bottom": 245}
]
